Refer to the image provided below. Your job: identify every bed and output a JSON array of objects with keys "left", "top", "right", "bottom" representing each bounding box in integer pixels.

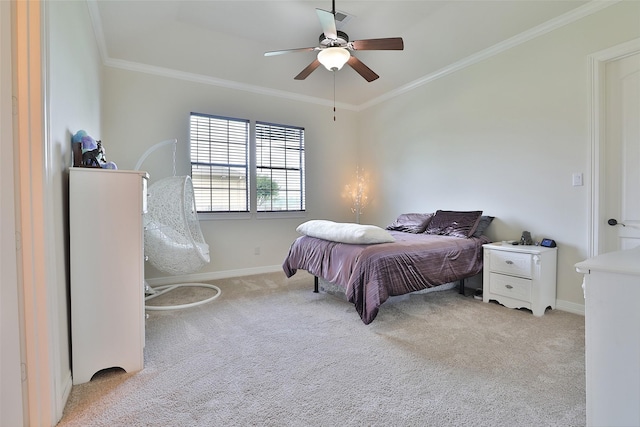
[{"left": 283, "top": 211, "right": 493, "bottom": 324}]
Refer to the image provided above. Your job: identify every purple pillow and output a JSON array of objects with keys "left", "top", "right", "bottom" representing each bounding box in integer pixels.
[
  {"left": 386, "top": 213, "right": 434, "bottom": 233},
  {"left": 424, "top": 210, "right": 483, "bottom": 238},
  {"left": 472, "top": 216, "right": 495, "bottom": 237}
]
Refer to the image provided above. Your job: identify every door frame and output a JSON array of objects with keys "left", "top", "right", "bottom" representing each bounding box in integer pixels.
[
  {"left": 1, "top": 1, "right": 26, "bottom": 425},
  {"left": 589, "top": 38, "right": 640, "bottom": 257},
  {"left": 13, "top": 1, "right": 58, "bottom": 425}
]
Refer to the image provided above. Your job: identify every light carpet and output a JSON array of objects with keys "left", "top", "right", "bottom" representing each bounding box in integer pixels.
[{"left": 57, "top": 271, "right": 585, "bottom": 426}]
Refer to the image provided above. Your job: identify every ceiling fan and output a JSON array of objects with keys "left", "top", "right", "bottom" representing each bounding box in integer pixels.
[{"left": 264, "top": 0, "right": 404, "bottom": 82}]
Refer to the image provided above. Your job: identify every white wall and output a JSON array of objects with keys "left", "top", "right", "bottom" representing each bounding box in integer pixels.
[
  {"left": 357, "top": 1, "right": 640, "bottom": 308},
  {"left": 48, "top": 0, "right": 104, "bottom": 418},
  {"left": 101, "top": 68, "right": 360, "bottom": 279}
]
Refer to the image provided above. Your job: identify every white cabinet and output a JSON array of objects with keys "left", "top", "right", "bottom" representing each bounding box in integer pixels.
[
  {"left": 482, "top": 242, "right": 557, "bottom": 316},
  {"left": 69, "top": 168, "right": 148, "bottom": 385},
  {"left": 576, "top": 247, "right": 640, "bottom": 427}
]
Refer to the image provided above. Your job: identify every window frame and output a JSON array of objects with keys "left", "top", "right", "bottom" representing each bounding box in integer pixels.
[
  {"left": 189, "top": 112, "right": 250, "bottom": 215},
  {"left": 189, "top": 112, "right": 306, "bottom": 220},
  {"left": 254, "top": 120, "right": 306, "bottom": 214}
]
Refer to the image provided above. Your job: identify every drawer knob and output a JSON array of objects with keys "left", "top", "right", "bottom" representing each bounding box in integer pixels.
[
  {"left": 505, "top": 284, "right": 513, "bottom": 289},
  {"left": 505, "top": 260, "right": 514, "bottom": 265}
]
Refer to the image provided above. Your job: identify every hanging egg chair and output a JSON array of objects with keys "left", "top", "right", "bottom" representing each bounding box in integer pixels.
[
  {"left": 144, "top": 175, "right": 209, "bottom": 275},
  {"left": 137, "top": 139, "right": 220, "bottom": 310}
]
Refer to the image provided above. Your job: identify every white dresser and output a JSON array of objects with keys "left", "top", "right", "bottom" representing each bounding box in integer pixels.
[
  {"left": 482, "top": 242, "right": 557, "bottom": 316},
  {"left": 69, "top": 168, "right": 148, "bottom": 385},
  {"left": 576, "top": 247, "right": 640, "bottom": 427}
]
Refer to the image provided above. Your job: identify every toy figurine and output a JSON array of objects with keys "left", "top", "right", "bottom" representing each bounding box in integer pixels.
[{"left": 71, "top": 130, "right": 117, "bottom": 169}]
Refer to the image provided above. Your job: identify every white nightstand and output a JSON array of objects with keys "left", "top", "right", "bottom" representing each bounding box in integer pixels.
[{"left": 482, "top": 242, "right": 557, "bottom": 316}]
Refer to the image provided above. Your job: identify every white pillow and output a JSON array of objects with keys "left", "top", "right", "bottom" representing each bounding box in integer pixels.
[{"left": 296, "top": 220, "right": 395, "bottom": 244}]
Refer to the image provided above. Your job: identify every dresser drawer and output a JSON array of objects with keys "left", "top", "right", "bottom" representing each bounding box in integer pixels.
[
  {"left": 489, "top": 250, "right": 532, "bottom": 278},
  {"left": 489, "top": 272, "right": 532, "bottom": 301}
]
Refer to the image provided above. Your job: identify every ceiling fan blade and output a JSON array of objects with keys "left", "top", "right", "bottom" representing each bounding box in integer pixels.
[
  {"left": 347, "top": 56, "right": 379, "bottom": 82},
  {"left": 294, "top": 59, "right": 321, "bottom": 80},
  {"left": 350, "top": 37, "right": 404, "bottom": 51},
  {"left": 316, "top": 8, "right": 337, "bottom": 40},
  {"left": 264, "top": 47, "right": 318, "bottom": 57}
]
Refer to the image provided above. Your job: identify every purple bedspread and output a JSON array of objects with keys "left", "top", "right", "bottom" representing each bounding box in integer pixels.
[{"left": 283, "top": 231, "right": 490, "bottom": 324}]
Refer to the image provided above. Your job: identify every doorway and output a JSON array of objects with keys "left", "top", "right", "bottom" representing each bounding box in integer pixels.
[{"left": 590, "top": 39, "right": 640, "bottom": 256}]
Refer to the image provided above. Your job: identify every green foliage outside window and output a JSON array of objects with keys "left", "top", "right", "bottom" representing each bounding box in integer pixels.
[{"left": 256, "top": 175, "right": 280, "bottom": 208}]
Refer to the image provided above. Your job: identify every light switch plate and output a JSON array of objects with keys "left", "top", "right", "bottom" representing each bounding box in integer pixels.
[{"left": 572, "top": 173, "right": 583, "bottom": 187}]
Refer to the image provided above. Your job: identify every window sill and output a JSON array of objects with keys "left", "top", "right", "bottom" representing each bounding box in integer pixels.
[
  {"left": 197, "top": 211, "right": 306, "bottom": 221},
  {"left": 255, "top": 211, "right": 306, "bottom": 220}
]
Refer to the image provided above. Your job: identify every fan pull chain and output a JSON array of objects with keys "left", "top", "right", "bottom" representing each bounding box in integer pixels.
[{"left": 333, "top": 71, "right": 336, "bottom": 121}]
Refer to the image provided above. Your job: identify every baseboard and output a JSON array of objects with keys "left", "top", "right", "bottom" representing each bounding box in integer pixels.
[
  {"left": 146, "top": 264, "right": 284, "bottom": 287},
  {"left": 56, "top": 370, "right": 73, "bottom": 423},
  {"left": 555, "top": 299, "right": 585, "bottom": 316},
  {"left": 146, "top": 270, "right": 587, "bottom": 317}
]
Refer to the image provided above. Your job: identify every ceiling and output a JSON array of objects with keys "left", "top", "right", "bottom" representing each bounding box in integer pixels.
[{"left": 90, "top": 0, "right": 594, "bottom": 108}]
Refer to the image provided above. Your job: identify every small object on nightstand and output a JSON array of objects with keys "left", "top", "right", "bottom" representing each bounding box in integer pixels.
[
  {"left": 540, "top": 238, "right": 556, "bottom": 248},
  {"left": 520, "top": 230, "right": 532, "bottom": 245}
]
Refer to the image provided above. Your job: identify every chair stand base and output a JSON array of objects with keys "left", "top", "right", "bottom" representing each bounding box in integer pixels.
[{"left": 145, "top": 283, "right": 221, "bottom": 311}]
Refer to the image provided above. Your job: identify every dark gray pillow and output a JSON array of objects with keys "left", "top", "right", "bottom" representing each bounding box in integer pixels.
[
  {"left": 386, "top": 213, "right": 434, "bottom": 233},
  {"left": 424, "top": 210, "right": 483, "bottom": 238},
  {"left": 472, "top": 216, "right": 495, "bottom": 237}
]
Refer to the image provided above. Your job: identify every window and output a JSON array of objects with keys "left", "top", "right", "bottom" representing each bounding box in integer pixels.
[
  {"left": 255, "top": 122, "right": 305, "bottom": 212},
  {"left": 190, "top": 113, "right": 249, "bottom": 212},
  {"left": 189, "top": 113, "right": 305, "bottom": 214}
]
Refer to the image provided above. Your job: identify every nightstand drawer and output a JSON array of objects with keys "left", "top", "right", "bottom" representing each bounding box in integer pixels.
[
  {"left": 490, "top": 250, "right": 532, "bottom": 278},
  {"left": 489, "top": 273, "right": 531, "bottom": 301}
]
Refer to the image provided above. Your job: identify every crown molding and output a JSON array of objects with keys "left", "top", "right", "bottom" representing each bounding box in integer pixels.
[
  {"left": 86, "top": 0, "right": 108, "bottom": 64},
  {"left": 358, "top": 0, "right": 620, "bottom": 110},
  {"left": 102, "top": 57, "right": 358, "bottom": 111},
  {"left": 87, "top": 0, "right": 618, "bottom": 112}
]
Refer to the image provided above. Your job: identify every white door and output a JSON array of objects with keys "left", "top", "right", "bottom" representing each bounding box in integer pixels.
[{"left": 603, "top": 52, "right": 640, "bottom": 252}]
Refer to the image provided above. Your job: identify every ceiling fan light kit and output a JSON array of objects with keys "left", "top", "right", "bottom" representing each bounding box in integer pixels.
[
  {"left": 264, "top": 0, "right": 404, "bottom": 82},
  {"left": 318, "top": 47, "right": 350, "bottom": 71}
]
